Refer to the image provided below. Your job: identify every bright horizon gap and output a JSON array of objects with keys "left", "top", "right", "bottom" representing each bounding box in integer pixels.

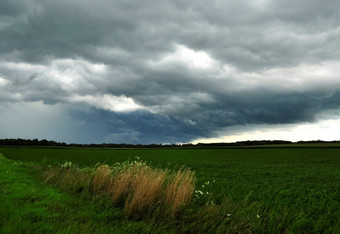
[{"left": 192, "top": 118, "right": 340, "bottom": 144}]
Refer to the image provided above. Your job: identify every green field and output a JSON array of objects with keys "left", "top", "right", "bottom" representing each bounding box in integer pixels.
[{"left": 1, "top": 146, "right": 340, "bottom": 233}]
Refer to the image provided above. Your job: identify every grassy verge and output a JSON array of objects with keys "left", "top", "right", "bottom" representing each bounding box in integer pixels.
[
  {"left": 42, "top": 159, "right": 195, "bottom": 218},
  {"left": 0, "top": 154, "right": 168, "bottom": 233}
]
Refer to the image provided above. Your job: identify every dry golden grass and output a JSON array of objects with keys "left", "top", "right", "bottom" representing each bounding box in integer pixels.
[
  {"left": 42, "top": 160, "right": 196, "bottom": 218},
  {"left": 125, "top": 166, "right": 168, "bottom": 214},
  {"left": 165, "top": 168, "right": 195, "bottom": 217},
  {"left": 91, "top": 165, "right": 112, "bottom": 195},
  {"left": 110, "top": 168, "right": 133, "bottom": 203},
  {"left": 110, "top": 162, "right": 145, "bottom": 203}
]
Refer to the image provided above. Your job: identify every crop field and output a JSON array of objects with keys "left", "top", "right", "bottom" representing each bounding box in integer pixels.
[{"left": 1, "top": 146, "right": 340, "bottom": 233}]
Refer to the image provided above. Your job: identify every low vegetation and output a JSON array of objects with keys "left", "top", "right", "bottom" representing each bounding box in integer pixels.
[
  {"left": 43, "top": 158, "right": 196, "bottom": 218},
  {"left": 1, "top": 146, "right": 340, "bottom": 233},
  {"left": 1, "top": 154, "right": 263, "bottom": 233},
  {"left": 40, "top": 158, "right": 264, "bottom": 233},
  {"left": 0, "top": 154, "right": 167, "bottom": 233}
]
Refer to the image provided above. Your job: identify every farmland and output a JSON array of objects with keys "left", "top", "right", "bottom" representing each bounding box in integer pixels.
[{"left": 1, "top": 146, "right": 340, "bottom": 233}]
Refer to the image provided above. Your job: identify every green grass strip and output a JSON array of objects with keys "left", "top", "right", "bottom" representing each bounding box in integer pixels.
[{"left": 0, "top": 154, "right": 168, "bottom": 234}]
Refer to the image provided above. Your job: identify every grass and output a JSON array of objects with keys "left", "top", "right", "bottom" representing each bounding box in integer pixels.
[
  {"left": 164, "top": 167, "right": 195, "bottom": 217},
  {"left": 43, "top": 159, "right": 195, "bottom": 218},
  {"left": 0, "top": 154, "right": 165, "bottom": 233},
  {"left": 1, "top": 146, "right": 340, "bottom": 232},
  {"left": 0, "top": 153, "right": 262, "bottom": 233}
]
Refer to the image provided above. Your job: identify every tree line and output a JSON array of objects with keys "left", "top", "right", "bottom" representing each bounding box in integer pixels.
[{"left": 1, "top": 138, "right": 339, "bottom": 148}]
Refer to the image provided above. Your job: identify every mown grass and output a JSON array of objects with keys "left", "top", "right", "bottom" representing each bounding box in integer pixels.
[{"left": 1, "top": 146, "right": 340, "bottom": 232}]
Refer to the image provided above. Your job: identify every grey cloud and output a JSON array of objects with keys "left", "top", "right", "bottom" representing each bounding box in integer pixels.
[
  {"left": 11, "top": 73, "right": 39, "bottom": 86},
  {"left": 1, "top": 0, "right": 340, "bottom": 143},
  {"left": 68, "top": 107, "right": 201, "bottom": 144},
  {"left": 0, "top": 0, "right": 29, "bottom": 16},
  {"left": 2, "top": 0, "right": 340, "bottom": 69},
  {"left": 0, "top": 70, "right": 65, "bottom": 104}
]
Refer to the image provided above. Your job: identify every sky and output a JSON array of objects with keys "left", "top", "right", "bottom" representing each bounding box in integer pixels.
[{"left": 1, "top": 0, "right": 340, "bottom": 144}]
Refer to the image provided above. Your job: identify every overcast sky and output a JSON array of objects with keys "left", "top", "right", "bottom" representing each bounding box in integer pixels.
[{"left": 1, "top": 0, "right": 340, "bottom": 144}]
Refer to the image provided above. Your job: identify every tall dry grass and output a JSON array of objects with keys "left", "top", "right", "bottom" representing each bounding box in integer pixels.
[
  {"left": 42, "top": 159, "right": 195, "bottom": 217},
  {"left": 110, "top": 161, "right": 146, "bottom": 204},
  {"left": 91, "top": 164, "right": 113, "bottom": 195},
  {"left": 41, "top": 159, "right": 262, "bottom": 232},
  {"left": 125, "top": 166, "right": 168, "bottom": 214},
  {"left": 165, "top": 168, "right": 195, "bottom": 217}
]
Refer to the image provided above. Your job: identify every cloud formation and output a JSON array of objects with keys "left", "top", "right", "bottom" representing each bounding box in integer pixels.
[{"left": 1, "top": 0, "right": 340, "bottom": 143}]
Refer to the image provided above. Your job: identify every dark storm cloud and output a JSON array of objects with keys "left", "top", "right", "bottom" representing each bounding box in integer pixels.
[
  {"left": 1, "top": 0, "right": 340, "bottom": 143},
  {"left": 68, "top": 108, "right": 201, "bottom": 144},
  {"left": 2, "top": 0, "right": 339, "bottom": 68}
]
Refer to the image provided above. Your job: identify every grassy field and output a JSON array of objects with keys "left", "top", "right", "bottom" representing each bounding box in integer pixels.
[{"left": 1, "top": 146, "right": 340, "bottom": 233}]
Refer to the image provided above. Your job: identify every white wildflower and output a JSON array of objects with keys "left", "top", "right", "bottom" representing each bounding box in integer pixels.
[{"left": 196, "top": 190, "right": 204, "bottom": 195}]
